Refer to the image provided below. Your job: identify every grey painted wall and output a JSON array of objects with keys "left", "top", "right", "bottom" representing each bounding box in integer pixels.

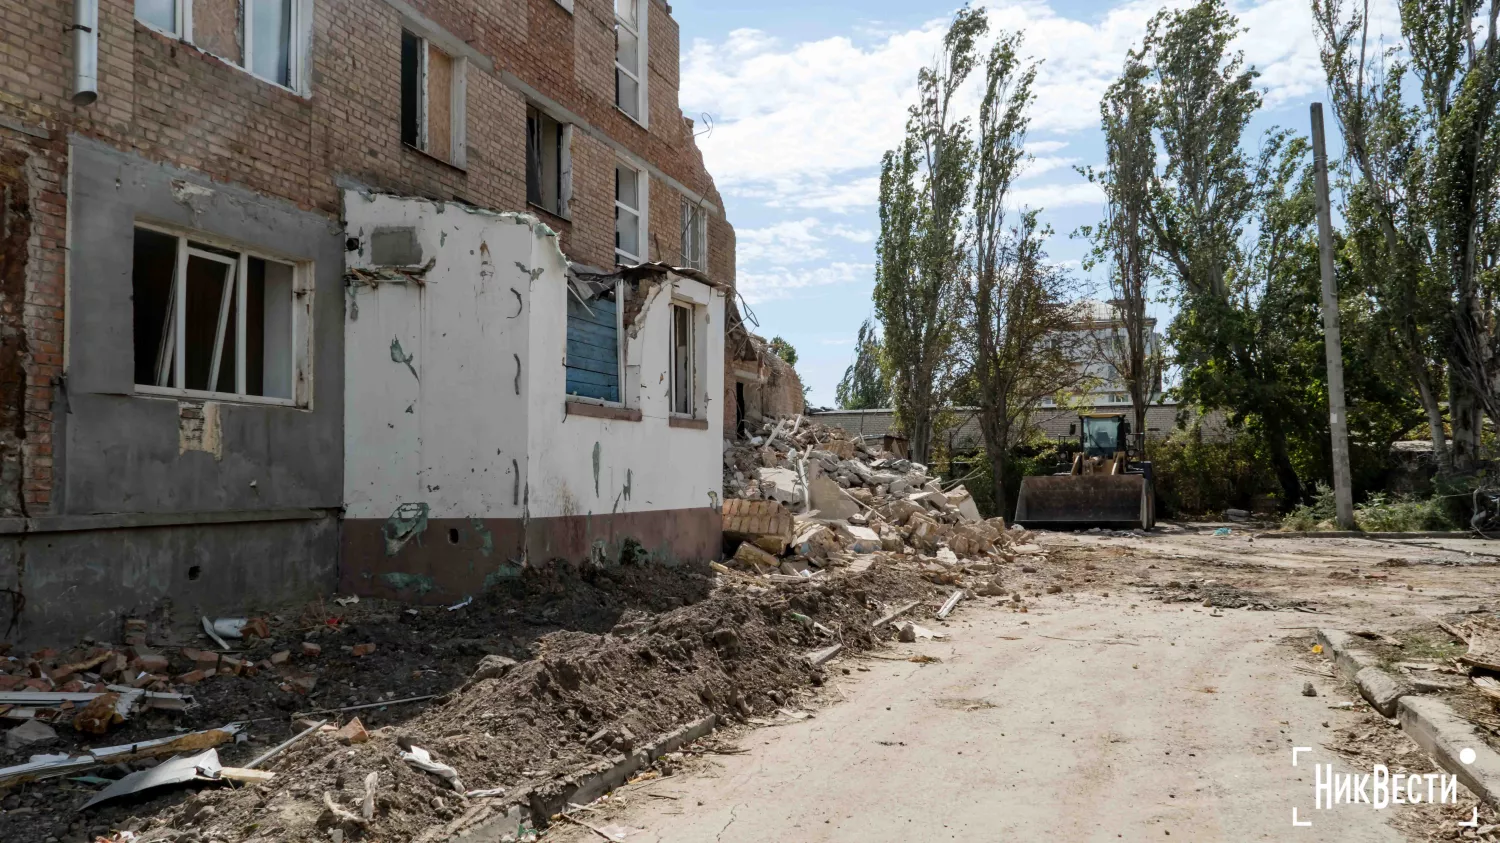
[
  {"left": 63, "top": 137, "right": 344, "bottom": 515},
  {"left": 0, "top": 516, "right": 338, "bottom": 644}
]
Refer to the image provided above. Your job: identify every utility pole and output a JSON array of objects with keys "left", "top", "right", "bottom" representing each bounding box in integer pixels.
[{"left": 1311, "top": 103, "right": 1356, "bottom": 530}]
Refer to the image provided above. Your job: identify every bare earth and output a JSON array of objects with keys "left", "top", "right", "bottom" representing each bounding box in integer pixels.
[{"left": 554, "top": 526, "right": 1500, "bottom": 843}]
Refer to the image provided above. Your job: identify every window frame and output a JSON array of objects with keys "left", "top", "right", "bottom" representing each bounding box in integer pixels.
[
  {"left": 563, "top": 279, "right": 627, "bottom": 409},
  {"left": 526, "top": 106, "right": 572, "bottom": 219},
  {"left": 401, "top": 29, "right": 469, "bottom": 169},
  {"left": 614, "top": 161, "right": 648, "bottom": 265},
  {"left": 134, "top": 0, "right": 311, "bottom": 96},
  {"left": 668, "top": 299, "right": 697, "bottom": 418},
  {"left": 132, "top": 221, "right": 312, "bottom": 409},
  {"left": 613, "top": 0, "right": 648, "bottom": 127},
  {"left": 680, "top": 199, "right": 707, "bottom": 272}
]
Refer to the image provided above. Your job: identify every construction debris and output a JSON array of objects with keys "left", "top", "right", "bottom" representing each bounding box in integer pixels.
[{"left": 721, "top": 416, "right": 1033, "bottom": 590}]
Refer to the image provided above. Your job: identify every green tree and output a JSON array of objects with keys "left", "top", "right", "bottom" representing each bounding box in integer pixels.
[
  {"left": 1312, "top": 0, "right": 1500, "bottom": 473},
  {"left": 1080, "top": 54, "right": 1160, "bottom": 438},
  {"left": 768, "top": 336, "right": 798, "bottom": 367},
  {"left": 873, "top": 7, "right": 985, "bottom": 464},
  {"left": 965, "top": 31, "right": 1081, "bottom": 517},
  {"left": 835, "top": 319, "right": 892, "bottom": 409}
]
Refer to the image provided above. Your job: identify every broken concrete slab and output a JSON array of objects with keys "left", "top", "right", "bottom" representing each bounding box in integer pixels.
[
  {"left": 843, "top": 525, "right": 881, "bottom": 554},
  {"left": 946, "top": 486, "right": 982, "bottom": 522},
  {"left": 755, "top": 467, "right": 803, "bottom": 508},
  {"left": 5, "top": 719, "right": 57, "bottom": 749},
  {"left": 808, "top": 473, "right": 861, "bottom": 521}
]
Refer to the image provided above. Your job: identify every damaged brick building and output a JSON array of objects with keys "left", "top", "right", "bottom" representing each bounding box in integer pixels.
[{"left": 0, "top": 0, "right": 740, "bottom": 643}]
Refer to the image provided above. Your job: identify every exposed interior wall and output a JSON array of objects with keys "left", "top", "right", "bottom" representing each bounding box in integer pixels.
[
  {"left": 527, "top": 269, "right": 725, "bottom": 523},
  {"left": 343, "top": 191, "right": 547, "bottom": 525},
  {"left": 342, "top": 193, "right": 723, "bottom": 601}
]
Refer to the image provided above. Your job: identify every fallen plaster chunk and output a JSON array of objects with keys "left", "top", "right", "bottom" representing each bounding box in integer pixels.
[{"left": 0, "top": 723, "right": 245, "bottom": 788}]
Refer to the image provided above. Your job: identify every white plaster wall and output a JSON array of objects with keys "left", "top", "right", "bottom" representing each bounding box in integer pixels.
[
  {"left": 526, "top": 273, "right": 726, "bottom": 519},
  {"left": 344, "top": 192, "right": 562, "bottom": 520}
]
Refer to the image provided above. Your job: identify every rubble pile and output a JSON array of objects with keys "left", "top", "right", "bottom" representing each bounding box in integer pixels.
[{"left": 722, "top": 415, "right": 1039, "bottom": 593}]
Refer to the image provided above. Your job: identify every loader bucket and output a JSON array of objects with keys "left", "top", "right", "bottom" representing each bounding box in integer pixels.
[{"left": 1015, "top": 474, "right": 1155, "bottom": 530}]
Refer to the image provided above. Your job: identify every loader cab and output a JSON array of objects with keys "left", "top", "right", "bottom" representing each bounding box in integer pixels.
[{"left": 1080, "top": 414, "right": 1129, "bottom": 459}]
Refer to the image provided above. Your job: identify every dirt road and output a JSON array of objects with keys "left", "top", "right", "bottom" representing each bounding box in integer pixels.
[{"left": 555, "top": 527, "right": 1500, "bottom": 842}]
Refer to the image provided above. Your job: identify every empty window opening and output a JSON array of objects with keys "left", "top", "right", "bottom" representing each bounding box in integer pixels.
[
  {"left": 670, "top": 302, "right": 694, "bottom": 416},
  {"left": 132, "top": 225, "right": 304, "bottom": 404},
  {"left": 188, "top": 565, "right": 202, "bottom": 580},
  {"left": 134, "top": 0, "right": 302, "bottom": 90},
  {"left": 400, "top": 29, "right": 467, "bottom": 166},
  {"left": 614, "top": 0, "right": 645, "bottom": 122},
  {"left": 565, "top": 283, "right": 622, "bottom": 404},
  {"left": 447, "top": 528, "right": 460, "bottom": 544},
  {"left": 527, "top": 108, "right": 569, "bottom": 216},
  {"left": 680, "top": 200, "right": 707, "bottom": 272},
  {"left": 615, "top": 164, "right": 645, "bottom": 264}
]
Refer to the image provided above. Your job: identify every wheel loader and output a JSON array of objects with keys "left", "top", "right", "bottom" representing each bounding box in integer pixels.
[{"left": 1014, "top": 412, "right": 1156, "bottom": 530}]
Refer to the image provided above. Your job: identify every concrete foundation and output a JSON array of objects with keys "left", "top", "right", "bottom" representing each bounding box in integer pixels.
[{"left": 340, "top": 507, "right": 721, "bottom": 602}]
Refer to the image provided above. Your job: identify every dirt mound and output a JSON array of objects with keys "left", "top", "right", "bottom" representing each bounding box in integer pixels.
[{"left": 48, "top": 566, "right": 934, "bottom": 843}]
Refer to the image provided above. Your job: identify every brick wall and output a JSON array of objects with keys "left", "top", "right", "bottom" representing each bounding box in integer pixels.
[{"left": 0, "top": 0, "right": 736, "bottom": 514}]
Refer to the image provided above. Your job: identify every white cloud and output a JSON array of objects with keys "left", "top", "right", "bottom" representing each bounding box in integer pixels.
[
  {"left": 1011, "top": 180, "right": 1107, "bottom": 211},
  {"left": 737, "top": 262, "right": 874, "bottom": 304},
  {"left": 682, "top": 0, "right": 1374, "bottom": 214},
  {"left": 737, "top": 218, "right": 827, "bottom": 264}
]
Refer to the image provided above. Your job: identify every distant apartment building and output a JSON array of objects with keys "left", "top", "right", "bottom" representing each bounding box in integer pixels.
[
  {"left": 1039, "top": 299, "right": 1165, "bottom": 411},
  {"left": 1, "top": 0, "right": 737, "bottom": 642}
]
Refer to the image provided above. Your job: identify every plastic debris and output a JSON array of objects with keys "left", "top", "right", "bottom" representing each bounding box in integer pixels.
[{"left": 399, "top": 742, "right": 464, "bottom": 792}]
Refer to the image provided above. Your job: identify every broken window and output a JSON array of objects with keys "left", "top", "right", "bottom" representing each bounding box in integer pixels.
[
  {"left": 134, "top": 0, "right": 304, "bottom": 91},
  {"left": 401, "top": 30, "right": 467, "bottom": 166},
  {"left": 669, "top": 302, "right": 695, "bottom": 416},
  {"left": 615, "top": 163, "right": 646, "bottom": 264},
  {"left": 564, "top": 283, "right": 621, "bottom": 404},
  {"left": 132, "top": 225, "right": 305, "bottom": 404},
  {"left": 680, "top": 200, "right": 707, "bottom": 272},
  {"left": 614, "top": 0, "right": 645, "bottom": 123},
  {"left": 526, "top": 107, "right": 570, "bottom": 217}
]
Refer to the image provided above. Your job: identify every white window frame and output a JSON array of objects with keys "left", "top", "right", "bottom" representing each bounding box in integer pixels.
[
  {"left": 680, "top": 199, "right": 707, "bottom": 272},
  {"left": 403, "top": 30, "right": 469, "bottom": 168},
  {"left": 133, "top": 221, "right": 313, "bottom": 408},
  {"left": 613, "top": 0, "right": 648, "bottom": 127},
  {"left": 614, "top": 161, "right": 648, "bottom": 265},
  {"left": 668, "top": 299, "right": 697, "bottom": 418},
  {"left": 134, "top": 0, "right": 313, "bottom": 96}
]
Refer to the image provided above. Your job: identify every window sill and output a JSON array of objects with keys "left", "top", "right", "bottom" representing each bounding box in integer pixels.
[
  {"left": 136, "top": 385, "right": 301, "bottom": 408},
  {"left": 527, "top": 201, "right": 571, "bottom": 225},
  {"left": 402, "top": 142, "right": 468, "bottom": 173},
  {"left": 668, "top": 416, "right": 708, "bottom": 430},
  {"left": 565, "top": 401, "right": 641, "bottom": 422},
  {"left": 136, "top": 21, "right": 309, "bottom": 98},
  {"left": 614, "top": 105, "right": 648, "bottom": 130}
]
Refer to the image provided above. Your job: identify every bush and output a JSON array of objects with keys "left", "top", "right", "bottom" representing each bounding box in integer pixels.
[
  {"left": 1281, "top": 483, "right": 1336, "bottom": 531},
  {"left": 1150, "top": 430, "right": 1280, "bottom": 517},
  {"left": 1280, "top": 483, "right": 1457, "bottom": 532}
]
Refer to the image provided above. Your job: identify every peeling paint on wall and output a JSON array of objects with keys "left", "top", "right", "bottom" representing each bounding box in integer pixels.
[
  {"left": 612, "top": 468, "right": 633, "bottom": 514},
  {"left": 513, "top": 353, "right": 521, "bottom": 395},
  {"left": 592, "top": 442, "right": 601, "bottom": 497},
  {"left": 389, "top": 338, "right": 418, "bottom": 381},
  {"left": 381, "top": 571, "right": 436, "bottom": 595},
  {"left": 178, "top": 402, "right": 223, "bottom": 460},
  {"left": 509, "top": 288, "right": 523, "bottom": 318},
  {"left": 512, "top": 458, "right": 520, "bottom": 506},
  {"left": 471, "top": 517, "right": 493, "bottom": 557},
  {"left": 382, "top": 502, "right": 430, "bottom": 555}
]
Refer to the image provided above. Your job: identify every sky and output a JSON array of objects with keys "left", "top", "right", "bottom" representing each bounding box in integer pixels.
[{"left": 669, "top": 0, "right": 1404, "bottom": 408}]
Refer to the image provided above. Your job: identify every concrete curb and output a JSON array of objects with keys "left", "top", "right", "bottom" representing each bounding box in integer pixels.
[
  {"left": 1398, "top": 696, "right": 1500, "bottom": 808},
  {"left": 1262, "top": 530, "right": 1482, "bottom": 540},
  {"left": 1316, "top": 628, "right": 1500, "bottom": 809},
  {"left": 450, "top": 714, "right": 719, "bottom": 842},
  {"left": 1314, "top": 628, "right": 1414, "bottom": 716}
]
